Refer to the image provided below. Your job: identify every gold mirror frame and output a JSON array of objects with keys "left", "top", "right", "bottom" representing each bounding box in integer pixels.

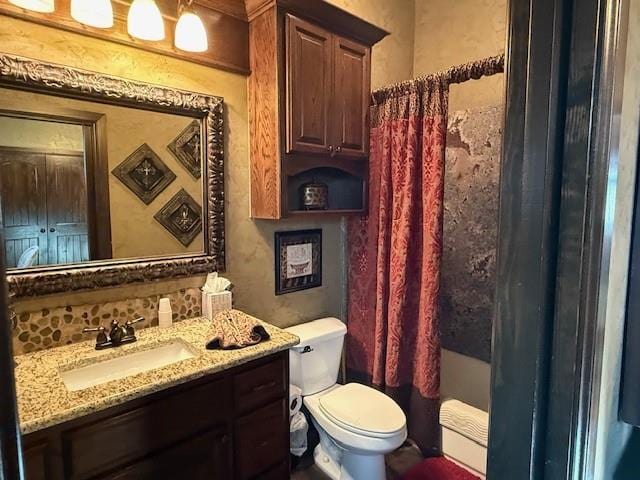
[{"left": 0, "top": 53, "right": 225, "bottom": 298}]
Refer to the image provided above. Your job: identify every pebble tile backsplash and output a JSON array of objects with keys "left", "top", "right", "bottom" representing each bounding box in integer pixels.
[{"left": 12, "top": 288, "right": 201, "bottom": 355}]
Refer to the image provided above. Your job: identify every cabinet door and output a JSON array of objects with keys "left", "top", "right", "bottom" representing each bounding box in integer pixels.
[
  {"left": 333, "top": 36, "right": 371, "bottom": 158},
  {"left": 101, "top": 428, "right": 232, "bottom": 480},
  {"left": 23, "top": 440, "right": 52, "bottom": 480},
  {"left": 286, "top": 15, "right": 334, "bottom": 155}
]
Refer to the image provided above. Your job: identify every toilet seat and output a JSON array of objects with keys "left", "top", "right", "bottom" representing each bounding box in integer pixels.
[
  {"left": 319, "top": 383, "right": 406, "bottom": 439},
  {"left": 304, "top": 384, "right": 408, "bottom": 456}
]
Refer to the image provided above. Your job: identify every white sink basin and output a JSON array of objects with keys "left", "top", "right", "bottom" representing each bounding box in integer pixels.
[{"left": 59, "top": 340, "right": 197, "bottom": 392}]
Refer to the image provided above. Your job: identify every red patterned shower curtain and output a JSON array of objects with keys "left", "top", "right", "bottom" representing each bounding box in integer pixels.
[{"left": 347, "top": 78, "right": 448, "bottom": 455}]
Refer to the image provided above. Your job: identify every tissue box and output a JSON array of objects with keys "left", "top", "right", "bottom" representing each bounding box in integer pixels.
[{"left": 202, "top": 291, "right": 232, "bottom": 319}]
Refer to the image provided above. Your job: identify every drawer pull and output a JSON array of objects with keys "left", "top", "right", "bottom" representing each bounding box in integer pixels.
[{"left": 252, "top": 381, "right": 277, "bottom": 393}]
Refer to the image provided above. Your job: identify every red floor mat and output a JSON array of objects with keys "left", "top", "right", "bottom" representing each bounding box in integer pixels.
[{"left": 400, "top": 457, "right": 480, "bottom": 480}]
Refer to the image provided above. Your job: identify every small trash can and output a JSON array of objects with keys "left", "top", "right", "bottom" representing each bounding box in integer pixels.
[{"left": 290, "top": 411, "right": 309, "bottom": 457}]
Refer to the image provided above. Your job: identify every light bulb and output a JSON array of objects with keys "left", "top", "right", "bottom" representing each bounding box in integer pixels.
[
  {"left": 175, "top": 10, "right": 208, "bottom": 52},
  {"left": 127, "top": 0, "right": 165, "bottom": 41},
  {"left": 71, "top": 0, "right": 113, "bottom": 28},
  {"left": 9, "top": 0, "right": 54, "bottom": 12}
]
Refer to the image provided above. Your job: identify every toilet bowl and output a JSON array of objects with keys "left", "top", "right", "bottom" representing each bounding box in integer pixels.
[{"left": 286, "top": 318, "right": 407, "bottom": 480}]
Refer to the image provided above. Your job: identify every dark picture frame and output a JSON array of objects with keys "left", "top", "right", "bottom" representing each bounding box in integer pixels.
[{"left": 275, "top": 229, "right": 322, "bottom": 295}]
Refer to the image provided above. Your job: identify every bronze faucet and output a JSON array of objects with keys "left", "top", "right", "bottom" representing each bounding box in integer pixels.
[{"left": 83, "top": 316, "right": 145, "bottom": 350}]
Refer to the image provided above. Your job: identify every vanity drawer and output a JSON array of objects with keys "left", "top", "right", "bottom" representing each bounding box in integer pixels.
[
  {"left": 62, "top": 377, "right": 231, "bottom": 479},
  {"left": 233, "top": 355, "right": 286, "bottom": 414},
  {"left": 234, "top": 398, "right": 288, "bottom": 479}
]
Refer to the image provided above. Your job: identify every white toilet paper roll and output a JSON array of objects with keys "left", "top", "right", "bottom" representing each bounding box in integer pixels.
[{"left": 290, "top": 384, "right": 303, "bottom": 417}]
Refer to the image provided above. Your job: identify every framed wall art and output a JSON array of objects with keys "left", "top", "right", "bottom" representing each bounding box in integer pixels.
[{"left": 275, "top": 229, "right": 322, "bottom": 295}]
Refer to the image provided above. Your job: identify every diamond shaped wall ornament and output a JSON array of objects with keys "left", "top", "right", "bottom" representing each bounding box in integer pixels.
[
  {"left": 112, "top": 143, "right": 176, "bottom": 205},
  {"left": 167, "top": 120, "right": 202, "bottom": 179},
  {"left": 154, "top": 188, "right": 203, "bottom": 247}
]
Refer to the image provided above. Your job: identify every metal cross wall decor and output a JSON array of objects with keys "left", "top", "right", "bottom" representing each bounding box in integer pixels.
[{"left": 112, "top": 143, "right": 176, "bottom": 205}]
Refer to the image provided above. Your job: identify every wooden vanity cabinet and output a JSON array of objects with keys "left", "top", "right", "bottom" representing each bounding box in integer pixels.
[
  {"left": 248, "top": 0, "right": 387, "bottom": 219},
  {"left": 22, "top": 352, "right": 289, "bottom": 480}
]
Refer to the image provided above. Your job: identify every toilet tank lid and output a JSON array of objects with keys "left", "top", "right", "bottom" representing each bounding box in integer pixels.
[{"left": 285, "top": 317, "right": 347, "bottom": 347}]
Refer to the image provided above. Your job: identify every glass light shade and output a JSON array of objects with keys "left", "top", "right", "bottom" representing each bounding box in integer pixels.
[
  {"left": 127, "top": 0, "right": 165, "bottom": 41},
  {"left": 9, "top": 0, "right": 54, "bottom": 12},
  {"left": 71, "top": 0, "right": 113, "bottom": 28},
  {"left": 175, "top": 11, "right": 208, "bottom": 53}
]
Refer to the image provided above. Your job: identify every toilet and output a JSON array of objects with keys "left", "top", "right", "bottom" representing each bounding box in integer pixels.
[{"left": 286, "top": 318, "right": 407, "bottom": 480}]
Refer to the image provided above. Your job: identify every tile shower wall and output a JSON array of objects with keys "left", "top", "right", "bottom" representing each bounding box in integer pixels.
[
  {"left": 440, "top": 105, "right": 502, "bottom": 363},
  {"left": 12, "top": 288, "right": 201, "bottom": 355}
]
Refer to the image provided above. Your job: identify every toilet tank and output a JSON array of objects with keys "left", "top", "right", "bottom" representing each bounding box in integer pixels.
[{"left": 285, "top": 317, "right": 347, "bottom": 395}]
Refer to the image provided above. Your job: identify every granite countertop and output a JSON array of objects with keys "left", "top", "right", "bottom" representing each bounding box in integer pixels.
[{"left": 14, "top": 314, "right": 299, "bottom": 434}]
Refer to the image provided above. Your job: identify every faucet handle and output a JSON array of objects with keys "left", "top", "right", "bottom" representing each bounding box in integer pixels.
[
  {"left": 125, "top": 316, "right": 145, "bottom": 327},
  {"left": 83, "top": 326, "right": 109, "bottom": 349},
  {"left": 82, "top": 326, "right": 105, "bottom": 334},
  {"left": 124, "top": 316, "right": 145, "bottom": 339}
]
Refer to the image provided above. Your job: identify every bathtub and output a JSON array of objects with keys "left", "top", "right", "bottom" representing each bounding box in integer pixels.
[{"left": 439, "top": 399, "right": 489, "bottom": 479}]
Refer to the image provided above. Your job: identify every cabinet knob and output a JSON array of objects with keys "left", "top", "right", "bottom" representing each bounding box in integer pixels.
[
  {"left": 327, "top": 145, "right": 333, "bottom": 152},
  {"left": 40, "top": 228, "right": 46, "bottom": 233},
  {"left": 336, "top": 146, "right": 342, "bottom": 153},
  {"left": 50, "top": 228, "right": 56, "bottom": 233}
]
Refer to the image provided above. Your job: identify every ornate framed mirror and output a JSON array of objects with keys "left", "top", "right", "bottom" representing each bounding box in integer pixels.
[{"left": 0, "top": 53, "right": 224, "bottom": 297}]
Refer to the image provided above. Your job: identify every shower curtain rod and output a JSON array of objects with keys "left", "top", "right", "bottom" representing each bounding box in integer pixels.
[{"left": 372, "top": 53, "right": 505, "bottom": 103}]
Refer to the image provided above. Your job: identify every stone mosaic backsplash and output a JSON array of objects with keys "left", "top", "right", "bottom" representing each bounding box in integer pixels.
[{"left": 12, "top": 288, "right": 201, "bottom": 355}]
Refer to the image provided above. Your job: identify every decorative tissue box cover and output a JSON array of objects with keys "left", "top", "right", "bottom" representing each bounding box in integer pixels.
[{"left": 202, "top": 291, "right": 232, "bottom": 319}]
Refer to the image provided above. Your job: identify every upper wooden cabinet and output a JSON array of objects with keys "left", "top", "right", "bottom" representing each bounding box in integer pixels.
[
  {"left": 286, "top": 16, "right": 371, "bottom": 159},
  {"left": 248, "top": 0, "right": 387, "bottom": 219}
]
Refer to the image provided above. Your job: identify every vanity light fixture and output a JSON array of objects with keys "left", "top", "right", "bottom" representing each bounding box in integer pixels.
[
  {"left": 8, "top": 0, "right": 54, "bottom": 13},
  {"left": 175, "top": 0, "right": 208, "bottom": 52},
  {"left": 127, "top": 0, "right": 165, "bottom": 41},
  {"left": 71, "top": 0, "right": 114, "bottom": 29}
]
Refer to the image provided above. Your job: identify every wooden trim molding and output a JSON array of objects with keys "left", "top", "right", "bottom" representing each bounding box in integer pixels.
[
  {"left": 0, "top": 0, "right": 249, "bottom": 75},
  {"left": 245, "top": 0, "right": 388, "bottom": 46},
  {"left": 0, "top": 53, "right": 225, "bottom": 298}
]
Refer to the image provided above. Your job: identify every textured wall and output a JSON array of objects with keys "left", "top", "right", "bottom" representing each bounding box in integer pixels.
[
  {"left": 441, "top": 106, "right": 502, "bottom": 363},
  {"left": 327, "top": 0, "right": 416, "bottom": 89},
  {"left": 1, "top": 15, "right": 343, "bottom": 329},
  {"left": 0, "top": 87, "right": 203, "bottom": 259},
  {"left": 0, "top": 116, "right": 83, "bottom": 151},
  {"left": 413, "top": 0, "right": 506, "bottom": 111}
]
